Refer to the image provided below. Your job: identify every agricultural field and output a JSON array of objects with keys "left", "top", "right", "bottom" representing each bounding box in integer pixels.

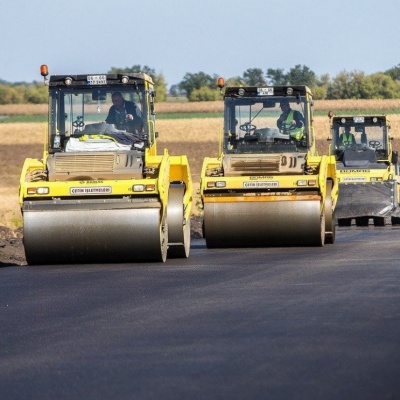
[{"left": 1, "top": 100, "right": 400, "bottom": 236}]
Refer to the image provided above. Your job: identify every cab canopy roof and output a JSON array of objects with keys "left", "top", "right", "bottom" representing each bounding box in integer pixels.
[
  {"left": 332, "top": 116, "right": 388, "bottom": 126},
  {"left": 224, "top": 85, "right": 312, "bottom": 99},
  {"left": 48, "top": 72, "right": 153, "bottom": 88}
]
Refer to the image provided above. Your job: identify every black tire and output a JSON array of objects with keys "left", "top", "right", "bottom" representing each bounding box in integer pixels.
[
  {"left": 355, "top": 217, "right": 369, "bottom": 227},
  {"left": 338, "top": 218, "right": 352, "bottom": 227},
  {"left": 391, "top": 216, "right": 400, "bottom": 225},
  {"left": 373, "top": 217, "right": 385, "bottom": 227}
]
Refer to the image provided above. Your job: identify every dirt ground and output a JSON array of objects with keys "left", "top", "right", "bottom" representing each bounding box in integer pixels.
[{"left": 0, "top": 226, "right": 25, "bottom": 266}]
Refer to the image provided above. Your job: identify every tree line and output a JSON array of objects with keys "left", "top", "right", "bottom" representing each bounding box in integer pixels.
[{"left": 1, "top": 64, "right": 400, "bottom": 104}]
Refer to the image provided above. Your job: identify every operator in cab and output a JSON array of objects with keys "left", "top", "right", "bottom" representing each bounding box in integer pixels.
[
  {"left": 276, "top": 99, "right": 305, "bottom": 140},
  {"left": 106, "top": 92, "right": 143, "bottom": 133},
  {"left": 338, "top": 126, "right": 356, "bottom": 147}
]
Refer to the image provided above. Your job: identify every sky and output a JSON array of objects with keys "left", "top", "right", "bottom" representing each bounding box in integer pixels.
[{"left": 1, "top": 0, "right": 399, "bottom": 88}]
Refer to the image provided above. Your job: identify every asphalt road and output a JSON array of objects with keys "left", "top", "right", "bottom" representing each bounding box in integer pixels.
[{"left": 1, "top": 228, "right": 400, "bottom": 400}]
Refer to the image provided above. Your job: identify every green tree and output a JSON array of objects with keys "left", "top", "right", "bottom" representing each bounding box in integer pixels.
[
  {"left": 363, "top": 73, "right": 400, "bottom": 98},
  {"left": 224, "top": 76, "right": 245, "bottom": 86},
  {"left": 266, "top": 68, "right": 287, "bottom": 85},
  {"left": 326, "top": 71, "right": 378, "bottom": 99},
  {"left": 178, "top": 72, "right": 215, "bottom": 98},
  {"left": 384, "top": 64, "right": 400, "bottom": 81},
  {"left": 0, "top": 84, "right": 24, "bottom": 104},
  {"left": 310, "top": 74, "right": 331, "bottom": 99},
  {"left": 286, "top": 65, "right": 317, "bottom": 87},
  {"left": 108, "top": 65, "right": 167, "bottom": 102},
  {"left": 311, "top": 85, "right": 327, "bottom": 100},
  {"left": 24, "top": 84, "right": 48, "bottom": 104},
  {"left": 242, "top": 68, "right": 266, "bottom": 86},
  {"left": 189, "top": 86, "right": 221, "bottom": 101}
]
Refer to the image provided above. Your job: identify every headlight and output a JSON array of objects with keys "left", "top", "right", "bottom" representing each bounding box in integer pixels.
[
  {"left": 27, "top": 187, "right": 49, "bottom": 195},
  {"left": 207, "top": 181, "right": 226, "bottom": 188}
]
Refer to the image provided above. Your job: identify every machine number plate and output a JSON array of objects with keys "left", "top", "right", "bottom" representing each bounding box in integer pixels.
[
  {"left": 244, "top": 181, "right": 278, "bottom": 188},
  {"left": 70, "top": 186, "right": 112, "bottom": 195},
  {"left": 257, "top": 87, "right": 274, "bottom": 96},
  {"left": 87, "top": 75, "right": 107, "bottom": 85}
]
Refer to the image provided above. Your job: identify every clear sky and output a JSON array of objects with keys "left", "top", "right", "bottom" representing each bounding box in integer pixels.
[{"left": 1, "top": 0, "right": 399, "bottom": 88}]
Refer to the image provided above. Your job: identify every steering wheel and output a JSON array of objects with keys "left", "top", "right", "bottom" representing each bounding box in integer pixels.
[
  {"left": 369, "top": 140, "right": 381, "bottom": 149},
  {"left": 72, "top": 116, "right": 85, "bottom": 128},
  {"left": 239, "top": 122, "right": 256, "bottom": 135}
]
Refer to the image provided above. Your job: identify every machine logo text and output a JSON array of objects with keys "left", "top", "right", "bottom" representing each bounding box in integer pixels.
[{"left": 70, "top": 186, "right": 112, "bottom": 195}]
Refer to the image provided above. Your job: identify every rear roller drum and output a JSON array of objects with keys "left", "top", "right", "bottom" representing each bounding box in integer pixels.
[
  {"left": 324, "top": 180, "right": 335, "bottom": 244},
  {"left": 167, "top": 183, "right": 191, "bottom": 258}
]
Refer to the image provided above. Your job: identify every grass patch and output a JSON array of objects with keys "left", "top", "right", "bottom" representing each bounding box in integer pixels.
[
  {"left": 0, "top": 115, "right": 47, "bottom": 123},
  {"left": 157, "top": 112, "right": 223, "bottom": 119}
]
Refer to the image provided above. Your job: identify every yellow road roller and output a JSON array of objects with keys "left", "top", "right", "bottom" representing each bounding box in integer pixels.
[
  {"left": 328, "top": 113, "right": 400, "bottom": 226},
  {"left": 200, "top": 80, "right": 338, "bottom": 247},
  {"left": 19, "top": 65, "right": 192, "bottom": 264}
]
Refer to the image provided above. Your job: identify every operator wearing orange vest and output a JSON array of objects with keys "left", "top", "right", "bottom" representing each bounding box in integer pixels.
[{"left": 277, "top": 99, "right": 305, "bottom": 140}]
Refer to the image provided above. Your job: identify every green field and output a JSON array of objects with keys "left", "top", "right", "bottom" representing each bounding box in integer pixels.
[{"left": 2, "top": 109, "right": 400, "bottom": 124}]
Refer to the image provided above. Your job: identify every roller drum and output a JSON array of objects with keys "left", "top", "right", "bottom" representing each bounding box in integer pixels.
[
  {"left": 167, "top": 184, "right": 190, "bottom": 258},
  {"left": 204, "top": 200, "right": 324, "bottom": 247},
  {"left": 23, "top": 203, "right": 167, "bottom": 265}
]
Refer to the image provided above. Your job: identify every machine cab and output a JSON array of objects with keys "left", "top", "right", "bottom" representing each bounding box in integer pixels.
[
  {"left": 44, "top": 70, "right": 156, "bottom": 154},
  {"left": 330, "top": 116, "right": 392, "bottom": 168},
  {"left": 222, "top": 86, "right": 314, "bottom": 155}
]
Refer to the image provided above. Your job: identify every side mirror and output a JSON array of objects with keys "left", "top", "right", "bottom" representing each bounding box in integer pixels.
[{"left": 392, "top": 151, "right": 398, "bottom": 165}]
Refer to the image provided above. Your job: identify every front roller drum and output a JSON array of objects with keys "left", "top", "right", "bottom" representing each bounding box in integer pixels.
[
  {"left": 204, "top": 200, "right": 324, "bottom": 248},
  {"left": 23, "top": 203, "right": 167, "bottom": 265}
]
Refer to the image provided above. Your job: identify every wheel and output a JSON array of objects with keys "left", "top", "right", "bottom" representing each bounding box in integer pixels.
[
  {"left": 373, "top": 217, "right": 385, "bottom": 227},
  {"left": 338, "top": 218, "right": 352, "bottom": 227},
  {"left": 391, "top": 216, "right": 400, "bottom": 225},
  {"left": 355, "top": 217, "right": 369, "bottom": 227}
]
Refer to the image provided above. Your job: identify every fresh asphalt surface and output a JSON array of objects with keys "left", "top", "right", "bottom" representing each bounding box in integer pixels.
[{"left": 1, "top": 228, "right": 400, "bottom": 400}]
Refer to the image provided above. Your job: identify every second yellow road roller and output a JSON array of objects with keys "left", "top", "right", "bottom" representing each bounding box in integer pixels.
[
  {"left": 200, "top": 79, "right": 338, "bottom": 247},
  {"left": 19, "top": 65, "right": 192, "bottom": 265},
  {"left": 328, "top": 113, "right": 400, "bottom": 226}
]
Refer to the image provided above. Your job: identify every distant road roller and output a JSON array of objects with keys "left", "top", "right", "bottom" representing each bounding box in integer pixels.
[
  {"left": 200, "top": 80, "right": 338, "bottom": 247},
  {"left": 19, "top": 65, "right": 192, "bottom": 264},
  {"left": 328, "top": 113, "right": 400, "bottom": 226}
]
